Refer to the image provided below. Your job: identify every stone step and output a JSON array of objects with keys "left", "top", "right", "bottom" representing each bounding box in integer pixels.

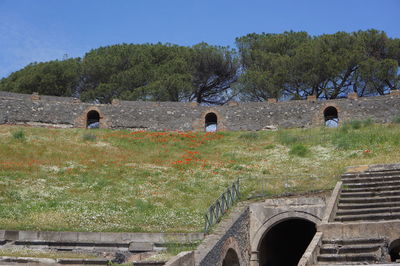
[
  {"left": 342, "top": 184, "right": 400, "bottom": 193},
  {"left": 342, "top": 175, "right": 400, "bottom": 185},
  {"left": 344, "top": 180, "right": 400, "bottom": 189},
  {"left": 14, "top": 240, "right": 129, "bottom": 248},
  {"left": 340, "top": 190, "right": 400, "bottom": 198},
  {"left": 334, "top": 212, "right": 400, "bottom": 222},
  {"left": 339, "top": 195, "right": 400, "bottom": 204},
  {"left": 319, "top": 244, "right": 381, "bottom": 254},
  {"left": 342, "top": 170, "right": 400, "bottom": 178},
  {"left": 338, "top": 201, "right": 400, "bottom": 210},
  {"left": 336, "top": 206, "right": 400, "bottom": 216},
  {"left": 317, "top": 253, "right": 379, "bottom": 263},
  {"left": 321, "top": 238, "right": 385, "bottom": 245}
]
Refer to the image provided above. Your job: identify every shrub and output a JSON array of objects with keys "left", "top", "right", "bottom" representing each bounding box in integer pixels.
[
  {"left": 12, "top": 130, "right": 25, "bottom": 140},
  {"left": 82, "top": 133, "right": 96, "bottom": 142},
  {"left": 278, "top": 132, "right": 298, "bottom": 145},
  {"left": 393, "top": 116, "right": 400, "bottom": 124},
  {"left": 342, "top": 118, "right": 374, "bottom": 130},
  {"left": 264, "top": 144, "right": 275, "bottom": 149},
  {"left": 238, "top": 132, "right": 259, "bottom": 140},
  {"left": 289, "top": 144, "right": 310, "bottom": 157}
]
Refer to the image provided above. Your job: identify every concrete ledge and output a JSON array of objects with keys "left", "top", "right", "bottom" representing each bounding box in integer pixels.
[
  {"left": 318, "top": 220, "right": 400, "bottom": 242},
  {"left": 165, "top": 251, "right": 194, "bottom": 266},
  {"left": 321, "top": 181, "right": 342, "bottom": 223},
  {"left": 57, "top": 258, "right": 110, "bottom": 264},
  {"left": 0, "top": 230, "right": 204, "bottom": 244},
  {"left": 0, "top": 256, "right": 56, "bottom": 264},
  {"left": 297, "top": 232, "right": 323, "bottom": 266},
  {"left": 132, "top": 261, "right": 166, "bottom": 266}
]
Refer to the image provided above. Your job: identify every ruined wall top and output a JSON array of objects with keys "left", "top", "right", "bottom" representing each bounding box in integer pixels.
[{"left": 1, "top": 90, "right": 400, "bottom": 131}]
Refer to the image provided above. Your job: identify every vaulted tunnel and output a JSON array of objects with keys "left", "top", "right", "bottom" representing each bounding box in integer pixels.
[
  {"left": 222, "top": 248, "right": 240, "bottom": 266},
  {"left": 389, "top": 239, "right": 400, "bottom": 262},
  {"left": 205, "top": 112, "right": 218, "bottom": 132},
  {"left": 324, "top": 106, "right": 339, "bottom": 127},
  {"left": 258, "top": 218, "right": 316, "bottom": 266},
  {"left": 86, "top": 110, "right": 100, "bottom": 129}
]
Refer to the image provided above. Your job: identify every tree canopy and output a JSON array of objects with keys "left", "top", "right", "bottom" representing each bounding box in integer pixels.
[
  {"left": 1, "top": 29, "right": 399, "bottom": 104},
  {"left": 236, "top": 30, "right": 400, "bottom": 100}
]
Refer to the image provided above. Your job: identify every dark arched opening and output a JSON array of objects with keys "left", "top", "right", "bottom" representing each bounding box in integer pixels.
[
  {"left": 324, "top": 106, "right": 339, "bottom": 128},
  {"left": 222, "top": 248, "right": 240, "bottom": 266},
  {"left": 205, "top": 112, "right": 218, "bottom": 132},
  {"left": 87, "top": 110, "right": 100, "bottom": 129},
  {"left": 258, "top": 218, "right": 316, "bottom": 266},
  {"left": 389, "top": 239, "right": 400, "bottom": 262}
]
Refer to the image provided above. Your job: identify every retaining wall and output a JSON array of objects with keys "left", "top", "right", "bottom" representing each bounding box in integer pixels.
[{"left": 1, "top": 91, "right": 400, "bottom": 131}]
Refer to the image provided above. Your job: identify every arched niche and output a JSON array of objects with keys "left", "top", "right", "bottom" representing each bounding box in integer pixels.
[
  {"left": 205, "top": 112, "right": 218, "bottom": 132},
  {"left": 324, "top": 106, "right": 339, "bottom": 128},
  {"left": 75, "top": 107, "right": 107, "bottom": 129},
  {"left": 222, "top": 248, "right": 240, "bottom": 266},
  {"left": 86, "top": 110, "right": 100, "bottom": 128}
]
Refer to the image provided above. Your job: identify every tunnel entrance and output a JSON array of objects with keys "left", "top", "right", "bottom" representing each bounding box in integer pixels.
[
  {"left": 258, "top": 218, "right": 316, "bottom": 266},
  {"left": 324, "top": 106, "right": 339, "bottom": 127},
  {"left": 86, "top": 110, "right": 100, "bottom": 129},
  {"left": 222, "top": 248, "right": 240, "bottom": 266},
  {"left": 389, "top": 239, "right": 400, "bottom": 262},
  {"left": 205, "top": 112, "right": 218, "bottom": 132}
]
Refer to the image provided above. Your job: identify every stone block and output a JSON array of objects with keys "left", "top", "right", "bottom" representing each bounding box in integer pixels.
[
  {"left": 165, "top": 251, "right": 195, "bottom": 266},
  {"left": 59, "top": 231, "right": 78, "bottom": 242},
  {"left": 390, "top": 89, "right": 400, "bottom": 96},
  {"left": 129, "top": 242, "right": 154, "bottom": 252},
  {"left": 19, "top": 231, "right": 39, "bottom": 240},
  {"left": 100, "top": 232, "right": 123, "bottom": 242},
  {"left": 77, "top": 232, "right": 101, "bottom": 242},
  {"left": 307, "top": 95, "right": 316, "bottom": 102},
  {"left": 38, "top": 231, "right": 61, "bottom": 241},
  {"left": 31, "top": 92, "right": 40, "bottom": 101},
  {"left": 4, "top": 230, "right": 19, "bottom": 240},
  {"left": 347, "top": 92, "right": 358, "bottom": 100}
]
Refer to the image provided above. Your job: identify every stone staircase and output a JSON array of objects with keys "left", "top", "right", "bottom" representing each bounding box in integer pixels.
[
  {"left": 317, "top": 238, "right": 387, "bottom": 264},
  {"left": 335, "top": 169, "right": 400, "bottom": 223},
  {"left": 309, "top": 166, "right": 400, "bottom": 265}
]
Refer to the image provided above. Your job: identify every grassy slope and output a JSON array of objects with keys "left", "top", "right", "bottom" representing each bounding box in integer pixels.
[{"left": 1, "top": 122, "right": 400, "bottom": 233}]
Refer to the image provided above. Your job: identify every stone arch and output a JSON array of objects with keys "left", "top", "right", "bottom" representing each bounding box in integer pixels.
[
  {"left": 220, "top": 237, "right": 243, "bottom": 266},
  {"left": 87, "top": 110, "right": 100, "bottom": 128},
  {"left": 205, "top": 112, "right": 218, "bottom": 132},
  {"left": 193, "top": 109, "right": 226, "bottom": 131},
  {"left": 222, "top": 248, "right": 240, "bottom": 266},
  {"left": 75, "top": 107, "right": 108, "bottom": 129},
  {"left": 324, "top": 106, "right": 339, "bottom": 127},
  {"left": 251, "top": 211, "right": 320, "bottom": 266},
  {"left": 315, "top": 103, "right": 341, "bottom": 127}
]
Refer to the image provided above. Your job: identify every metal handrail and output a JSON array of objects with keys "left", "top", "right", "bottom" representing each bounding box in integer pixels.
[{"left": 204, "top": 179, "right": 240, "bottom": 233}]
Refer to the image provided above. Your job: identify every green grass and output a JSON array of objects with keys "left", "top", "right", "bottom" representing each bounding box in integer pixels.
[
  {"left": 0, "top": 248, "right": 99, "bottom": 259},
  {"left": 0, "top": 123, "right": 400, "bottom": 233},
  {"left": 11, "top": 130, "right": 25, "bottom": 140}
]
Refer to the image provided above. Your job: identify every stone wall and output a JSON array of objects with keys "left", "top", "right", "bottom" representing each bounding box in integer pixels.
[
  {"left": 197, "top": 208, "right": 250, "bottom": 266},
  {"left": 1, "top": 91, "right": 400, "bottom": 131}
]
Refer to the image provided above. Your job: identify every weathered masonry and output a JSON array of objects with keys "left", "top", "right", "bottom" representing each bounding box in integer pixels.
[{"left": 1, "top": 91, "right": 400, "bottom": 131}]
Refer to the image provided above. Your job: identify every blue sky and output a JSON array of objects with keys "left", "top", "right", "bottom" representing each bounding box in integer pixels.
[{"left": 0, "top": 0, "right": 399, "bottom": 78}]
